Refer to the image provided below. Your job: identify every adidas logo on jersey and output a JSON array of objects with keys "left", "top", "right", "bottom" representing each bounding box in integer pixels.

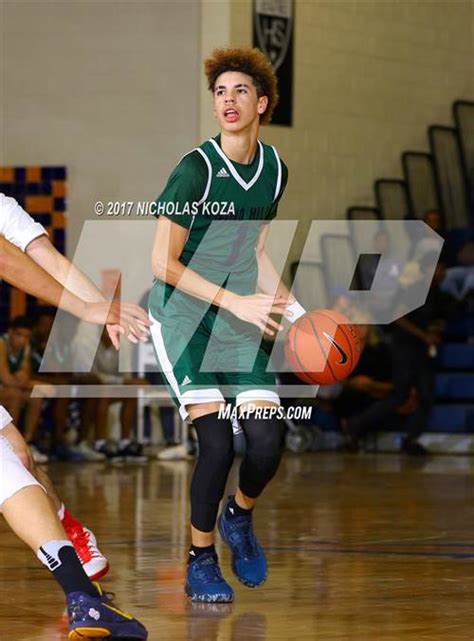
[
  {"left": 181, "top": 375, "right": 192, "bottom": 386},
  {"left": 216, "top": 167, "right": 230, "bottom": 178}
]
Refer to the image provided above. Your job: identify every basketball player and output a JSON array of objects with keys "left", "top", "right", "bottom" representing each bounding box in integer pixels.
[
  {"left": 0, "top": 406, "right": 147, "bottom": 639},
  {"left": 0, "top": 205, "right": 149, "bottom": 636},
  {"left": 0, "top": 193, "right": 150, "bottom": 580},
  {"left": 149, "top": 47, "right": 306, "bottom": 602}
]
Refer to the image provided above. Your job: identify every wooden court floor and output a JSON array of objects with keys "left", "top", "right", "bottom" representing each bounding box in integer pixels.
[{"left": 1, "top": 452, "right": 474, "bottom": 641}]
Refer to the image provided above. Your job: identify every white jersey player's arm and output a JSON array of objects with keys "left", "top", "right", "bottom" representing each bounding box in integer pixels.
[
  {"left": 0, "top": 194, "right": 150, "bottom": 346},
  {"left": 26, "top": 235, "right": 106, "bottom": 303},
  {"left": 0, "top": 192, "right": 106, "bottom": 303},
  {"left": 0, "top": 194, "right": 47, "bottom": 251},
  {"left": 0, "top": 235, "right": 92, "bottom": 318}
]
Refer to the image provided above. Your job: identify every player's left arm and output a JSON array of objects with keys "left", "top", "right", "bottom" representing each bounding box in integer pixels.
[
  {"left": 255, "top": 160, "right": 306, "bottom": 322},
  {"left": 255, "top": 224, "right": 293, "bottom": 302}
]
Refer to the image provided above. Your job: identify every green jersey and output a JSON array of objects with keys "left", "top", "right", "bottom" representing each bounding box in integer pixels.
[
  {"left": 150, "top": 135, "right": 288, "bottom": 311},
  {"left": 0, "top": 335, "right": 27, "bottom": 374}
]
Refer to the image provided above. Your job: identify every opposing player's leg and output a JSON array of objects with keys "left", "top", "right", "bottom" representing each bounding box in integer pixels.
[
  {"left": 0, "top": 430, "right": 147, "bottom": 640},
  {"left": 1, "top": 421, "right": 109, "bottom": 579}
]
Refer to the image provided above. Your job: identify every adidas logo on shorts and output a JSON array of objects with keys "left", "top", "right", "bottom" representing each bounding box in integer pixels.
[
  {"left": 181, "top": 375, "right": 192, "bottom": 386},
  {"left": 216, "top": 167, "right": 230, "bottom": 178}
]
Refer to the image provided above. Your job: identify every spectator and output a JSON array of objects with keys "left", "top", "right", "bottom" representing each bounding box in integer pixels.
[
  {"left": 439, "top": 239, "right": 474, "bottom": 303},
  {"left": 359, "top": 229, "right": 402, "bottom": 320},
  {"left": 409, "top": 209, "right": 474, "bottom": 304},
  {"left": 30, "top": 312, "right": 103, "bottom": 462},
  {"left": 339, "top": 325, "right": 419, "bottom": 452},
  {"left": 92, "top": 329, "right": 149, "bottom": 462},
  {"left": 342, "top": 254, "right": 458, "bottom": 456},
  {"left": 412, "top": 210, "right": 445, "bottom": 262},
  {"left": 0, "top": 316, "right": 46, "bottom": 462}
]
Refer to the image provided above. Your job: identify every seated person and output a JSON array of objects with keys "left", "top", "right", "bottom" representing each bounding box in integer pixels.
[
  {"left": 0, "top": 315, "right": 45, "bottom": 461},
  {"left": 91, "top": 328, "right": 149, "bottom": 461},
  {"left": 30, "top": 311, "right": 104, "bottom": 462},
  {"left": 338, "top": 325, "right": 419, "bottom": 451},
  {"left": 341, "top": 255, "right": 457, "bottom": 456},
  {"left": 440, "top": 239, "right": 474, "bottom": 302}
]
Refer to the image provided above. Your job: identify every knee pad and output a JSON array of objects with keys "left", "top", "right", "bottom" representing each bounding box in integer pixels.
[
  {"left": 0, "top": 435, "right": 43, "bottom": 509},
  {"left": 239, "top": 416, "right": 283, "bottom": 499},
  {"left": 190, "top": 412, "right": 235, "bottom": 531}
]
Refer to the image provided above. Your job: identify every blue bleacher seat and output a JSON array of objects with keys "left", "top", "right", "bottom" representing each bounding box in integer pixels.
[
  {"left": 428, "top": 404, "right": 474, "bottom": 432},
  {"left": 438, "top": 343, "right": 474, "bottom": 369},
  {"left": 444, "top": 228, "right": 474, "bottom": 265},
  {"left": 445, "top": 316, "right": 474, "bottom": 340},
  {"left": 435, "top": 373, "right": 474, "bottom": 400}
]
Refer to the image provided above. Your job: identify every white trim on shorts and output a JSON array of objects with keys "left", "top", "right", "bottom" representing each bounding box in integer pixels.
[
  {"left": 236, "top": 389, "right": 281, "bottom": 407},
  {"left": 149, "top": 312, "right": 225, "bottom": 421},
  {"left": 149, "top": 313, "right": 280, "bottom": 420},
  {"left": 180, "top": 389, "right": 226, "bottom": 416}
]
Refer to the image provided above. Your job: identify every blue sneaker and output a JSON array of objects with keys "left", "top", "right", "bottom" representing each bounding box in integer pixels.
[
  {"left": 67, "top": 583, "right": 148, "bottom": 640},
  {"left": 218, "top": 498, "right": 267, "bottom": 588},
  {"left": 185, "top": 552, "right": 234, "bottom": 603}
]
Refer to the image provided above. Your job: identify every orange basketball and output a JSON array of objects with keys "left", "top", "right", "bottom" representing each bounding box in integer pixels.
[{"left": 285, "top": 309, "right": 361, "bottom": 385}]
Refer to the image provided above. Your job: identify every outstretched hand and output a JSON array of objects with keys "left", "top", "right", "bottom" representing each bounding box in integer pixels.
[{"left": 83, "top": 301, "right": 151, "bottom": 349}]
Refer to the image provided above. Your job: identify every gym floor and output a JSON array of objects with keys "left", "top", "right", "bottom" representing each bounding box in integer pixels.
[{"left": 2, "top": 453, "right": 474, "bottom": 641}]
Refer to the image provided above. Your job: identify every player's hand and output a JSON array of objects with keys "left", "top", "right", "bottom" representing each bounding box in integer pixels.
[
  {"left": 226, "top": 294, "right": 291, "bottom": 336},
  {"left": 82, "top": 301, "right": 151, "bottom": 349}
]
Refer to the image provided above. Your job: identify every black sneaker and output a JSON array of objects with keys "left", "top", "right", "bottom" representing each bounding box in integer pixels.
[
  {"left": 118, "top": 441, "right": 148, "bottom": 463},
  {"left": 401, "top": 438, "right": 429, "bottom": 456},
  {"left": 96, "top": 441, "right": 121, "bottom": 460}
]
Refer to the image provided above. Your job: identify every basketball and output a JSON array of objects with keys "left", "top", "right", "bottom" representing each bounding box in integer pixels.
[{"left": 285, "top": 309, "right": 362, "bottom": 385}]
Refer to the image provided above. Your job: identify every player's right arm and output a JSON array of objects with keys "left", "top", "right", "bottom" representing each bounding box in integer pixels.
[
  {"left": 0, "top": 194, "right": 149, "bottom": 347},
  {"left": 0, "top": 236, "right": 137, "bottom": 330},
  {"left": 151, "top": 153, "right": 288, "bottom": 336}
]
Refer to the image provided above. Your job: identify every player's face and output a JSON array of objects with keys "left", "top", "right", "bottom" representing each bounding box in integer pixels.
[{"left": 213, "top": 71, "right": 268, "bottom": 133}]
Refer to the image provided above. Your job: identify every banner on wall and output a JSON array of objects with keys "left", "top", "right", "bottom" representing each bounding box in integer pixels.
[{"left": 253, "top": 0, "right": 294, "bottom": 126}]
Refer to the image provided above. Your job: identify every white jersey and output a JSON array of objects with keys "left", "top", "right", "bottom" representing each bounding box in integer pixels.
[
  {"left": 0, "top": 196, "right": 46, "bottom": 430},
  {"left": 0, "top": 405, "right": 12, "bottom": 430},
  {"left": 0, "top": 193, "right": 47, "bottom": 252}
]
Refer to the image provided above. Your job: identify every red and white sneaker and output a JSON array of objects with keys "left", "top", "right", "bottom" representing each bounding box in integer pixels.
[{"left": 62, "top": 510, "right": 109, "bottom": 581}]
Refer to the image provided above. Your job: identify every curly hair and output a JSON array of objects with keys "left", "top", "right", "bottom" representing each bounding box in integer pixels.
[{"left": 204, "top": 46, "right": 279, "bottom": 125}]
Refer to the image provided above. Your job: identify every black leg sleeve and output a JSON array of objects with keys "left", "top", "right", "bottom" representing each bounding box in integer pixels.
[
  {"left": 238, "top": 415, "right": 284, "bottom": 499},
  {"left": 190, "top": 412, "right": 235, "bottom": 532}
]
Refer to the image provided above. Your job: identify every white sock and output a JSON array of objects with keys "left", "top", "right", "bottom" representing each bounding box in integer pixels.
[{"left": 37, "top": 540, "right": 73, "bottom": 571}]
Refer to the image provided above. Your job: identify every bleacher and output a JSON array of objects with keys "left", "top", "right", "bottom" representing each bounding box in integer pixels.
[{"left": 293, "top": 99, "right": 474, "bottom": 454}]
